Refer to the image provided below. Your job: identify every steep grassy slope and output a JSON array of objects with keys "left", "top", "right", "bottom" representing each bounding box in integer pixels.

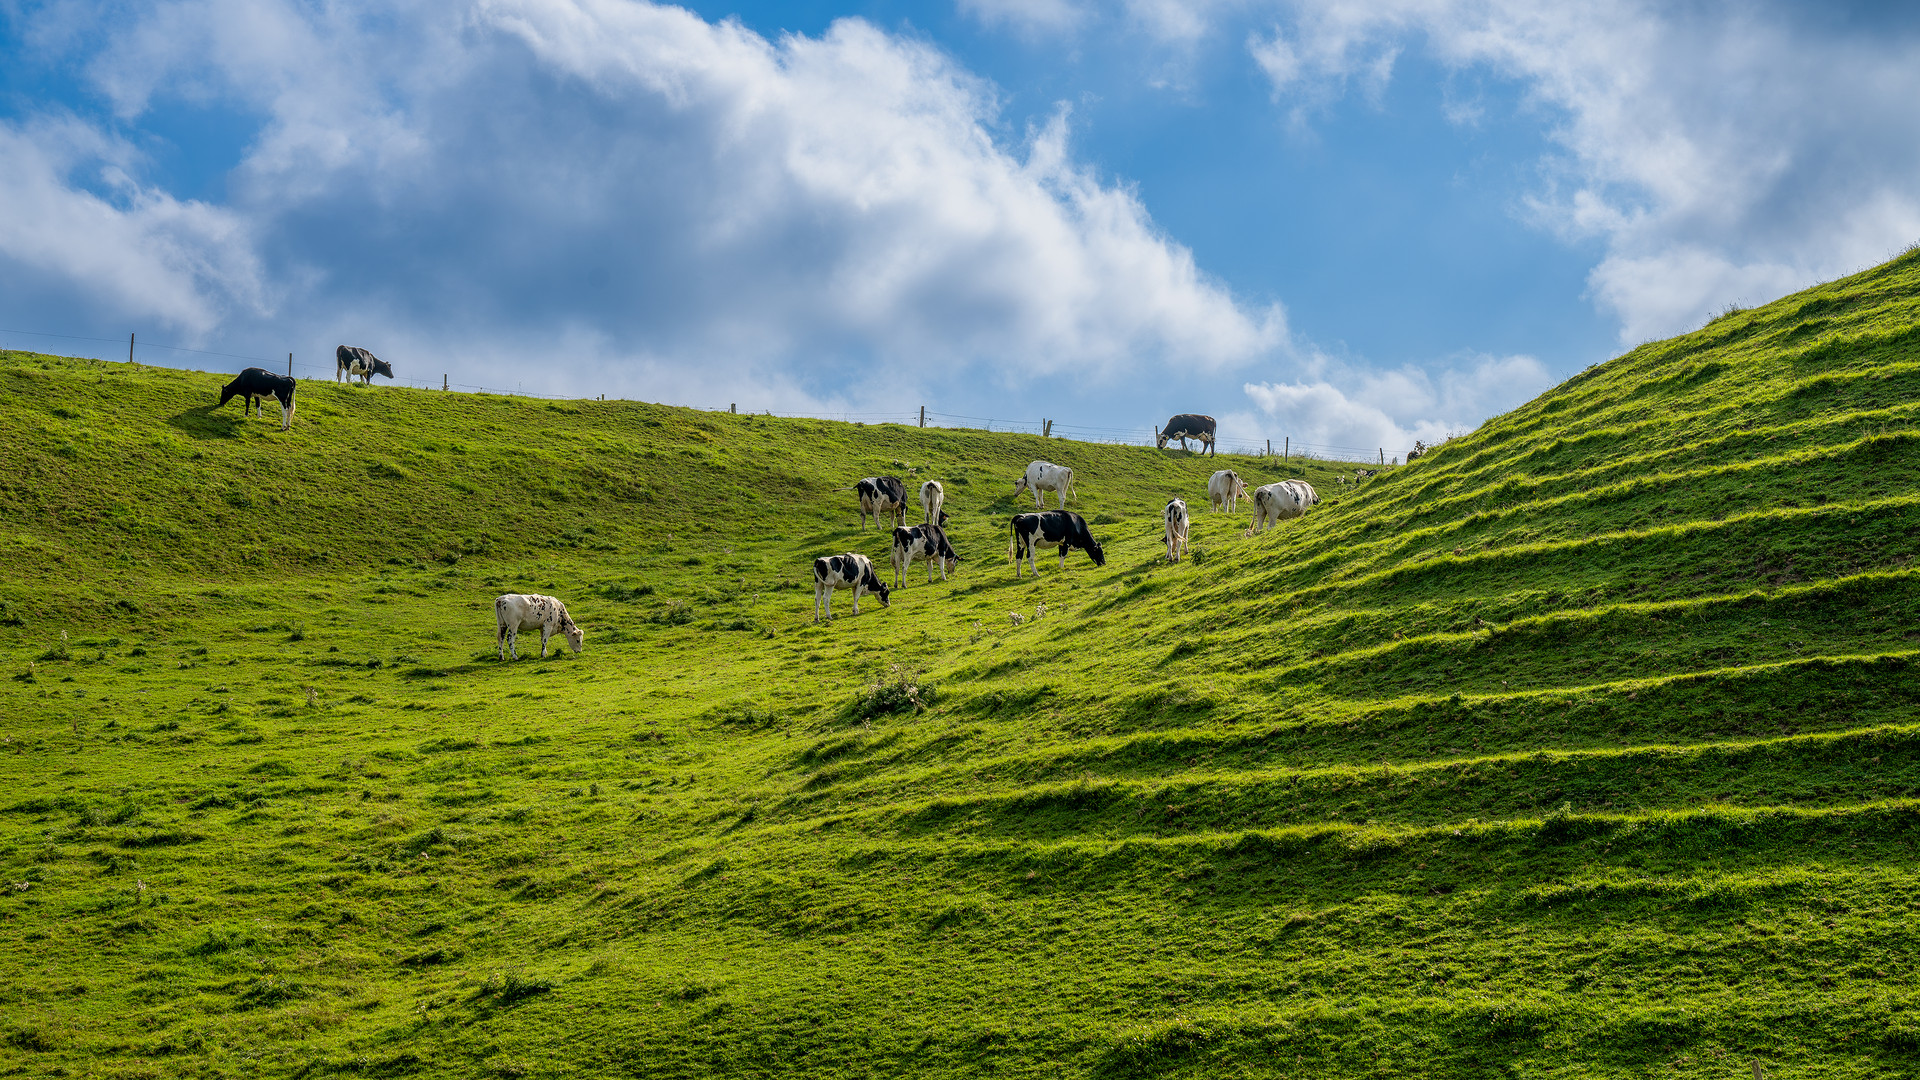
[{"left": 3, "top": 249, "right": 1918, "bottom": 1079}]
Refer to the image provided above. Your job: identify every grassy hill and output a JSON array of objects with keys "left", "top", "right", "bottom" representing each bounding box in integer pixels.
[{"left": 3, "top": 248, "right": 1918, "bottom": 1078}]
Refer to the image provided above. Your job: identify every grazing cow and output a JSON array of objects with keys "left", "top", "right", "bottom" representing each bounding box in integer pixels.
[
  {"left": 813, "top": 552, "right": 890, "bottom": 622},
  {"left": 920, "top": 479, "right": 946, "bottom": 525},
  {"left": 1009, "top": 510, "right": 1105, "bottom": 577},
  {"left": 335, "top": 345, "right": 394, "bottom": 385},
  {"left": 1207, "top": 469, "right": 1247, "bottom": 512},
  {"left": 1156, "top": 413, "right": 1217, "bottom": 455},
  {"left": 1012, "top": 461, "right": 1076, "bottom": 510},
  {"left": 1249, "top": 480, "right": 1319, "bottom": 533},
  {"left": 494, "top": 593, "right": 584, "bottom": 660},
  {"left": 219, "top": 368, "right": 297, "bottom": 431},
  {"left": 1163, "top": 498, "right": 1190, "bottom": 563},
  {"left": 891, "top": 523, "right": 960, "bottom": 586},
  {"left": 851, "top": 476, "right": 909, "bottom": 530}
]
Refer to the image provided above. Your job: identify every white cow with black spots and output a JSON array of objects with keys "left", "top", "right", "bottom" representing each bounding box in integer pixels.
[
  {"left": 1012, "top": 460, "right": 1075, "bottom": 509},
  {"left": 494, "top": 593, "right": 585, "bottom": 660},
  {"left": 1249, "top": 480, "right": 1319, "bottom": 533},
  {"left": 920, "top": 479, "right": 946, "bottom": 525},
  {"left": 1163, "top": 498, "right": 1189, "bottom": 562},
  {"left": 812, "top": 552, "right": 891, "bottom": 622}
]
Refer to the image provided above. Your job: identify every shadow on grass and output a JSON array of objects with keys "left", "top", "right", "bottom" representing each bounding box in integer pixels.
[{"left": 167, "top": 403, "right": 245, "bottom": 439}]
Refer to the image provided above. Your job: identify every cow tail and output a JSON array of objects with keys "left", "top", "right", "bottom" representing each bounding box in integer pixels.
[{"left": 1007, "top": 526, "right": 1018, "bottom": 565}]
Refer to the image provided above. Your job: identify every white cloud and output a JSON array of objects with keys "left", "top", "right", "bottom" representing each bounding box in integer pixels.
[
  {"left": 1, "top": 0, "right": 1281, "bottom": 409},
  {"left": 958, "top": 0, "right": 1088, "bottom": 37},
  {"left": 0, "top": 115, "right": 267, "bottom": 335},
  {"left": 1242, "top": 350, "right": 1550, "bottom": 455},
  {"left": 1242, "top": 0, "right": 1920, "bottom": 341}
]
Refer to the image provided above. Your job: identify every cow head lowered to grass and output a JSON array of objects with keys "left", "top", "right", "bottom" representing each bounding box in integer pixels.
[{"left": 1009, "top": 510, "right": 1105, "bottom": 577}]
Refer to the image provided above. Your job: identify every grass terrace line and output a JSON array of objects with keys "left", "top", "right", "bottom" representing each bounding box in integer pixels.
[{"left": 5, "top": 246, "right": 1920, "bottom": 1078}]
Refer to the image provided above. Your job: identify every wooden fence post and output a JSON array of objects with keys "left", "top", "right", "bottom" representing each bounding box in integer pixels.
[
  {"left": 128, "top": 333, "right": 135, "bottom": 365},
  {"left": 1379, "top": 448, "right": 1385, "bottom": 465},
  {"left": 730, "top": 403, "right": 736, "bottom": 413},
  {"left": 1043, "top": 419, "right": 1052, "bottom": 437},
  {"left": 919, "top": 405, "right": 926, "bottom": 427},
  {"left": 1284, "top": 437, "right": 1289, "bottom": 461},
  {"left": 288, "top": 352, "right": 293, "bottom": 377},
  {"left": 443, "top": 374, "right": 449, "bottom": 391}
]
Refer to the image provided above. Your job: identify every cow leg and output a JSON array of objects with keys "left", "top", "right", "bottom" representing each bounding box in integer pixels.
[
  {"left": 507, "top": 627, "right": 519, "bottom": 660},
  {"left": 813, "top": 583, "right": 824, "bottom": 623},
  {"left": 540, "top": 626, "right": 551, "bottom": 658},
  {"left": 852, "top": 585, "right": 861, "bottom": 616},
  {"left": 496, "top": 622, "right": 506, "bottom": 660}
]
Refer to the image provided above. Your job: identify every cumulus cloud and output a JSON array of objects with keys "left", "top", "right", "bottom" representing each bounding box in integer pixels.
[
  {"left": 1239, "top": 0, "right": 1920, "bottom": 342},
  {"left": 0, "top": 115, "right": 267, "bottom": 336},
  {"left": 0, "top": 0, "right": 1282, "bottom": 408},
  {"left": 1242, "top": 351, "right": 1550, "bottom": 455}
]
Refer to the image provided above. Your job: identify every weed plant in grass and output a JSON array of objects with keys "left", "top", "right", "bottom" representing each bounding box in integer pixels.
[{"left": 4, "top": 247, "right": 1920, "bottom": 1078}]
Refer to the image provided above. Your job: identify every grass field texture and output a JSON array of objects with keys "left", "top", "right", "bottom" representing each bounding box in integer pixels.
[{"left": 3, "top": 248, "right": 1919, "bottom": 1078}]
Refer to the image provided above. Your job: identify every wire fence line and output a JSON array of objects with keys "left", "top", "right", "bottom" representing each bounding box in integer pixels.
[{"left": 1, "top": 326, "right": 1407, "bottom": 463}]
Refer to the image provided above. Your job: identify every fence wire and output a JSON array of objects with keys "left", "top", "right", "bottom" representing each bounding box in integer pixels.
[{"left": 1, "top": 327, "right": 1415, "bottom": 462}]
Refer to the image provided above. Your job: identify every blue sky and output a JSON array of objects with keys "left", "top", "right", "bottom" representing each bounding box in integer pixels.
[{"left": 3, "top": 1, "right": 1919, "bottom": 454}]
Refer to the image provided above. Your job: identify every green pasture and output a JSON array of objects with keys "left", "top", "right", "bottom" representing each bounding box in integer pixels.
[{"left": 3, "top": 247, "right": 1919, "bottom": 1078}]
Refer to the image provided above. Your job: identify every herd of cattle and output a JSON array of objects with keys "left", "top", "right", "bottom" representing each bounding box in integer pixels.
[
  {"left": 808, "top": 458, "right": 1322, "bottom": 624},
  {"left": 209, "top": 367, "right": 1334, "bottom": 649}
]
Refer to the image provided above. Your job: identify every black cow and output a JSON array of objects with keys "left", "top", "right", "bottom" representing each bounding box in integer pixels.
[
  {"left": 219, "top": 368, "right": 297, "bottom": 431},
  {"left": 853, "top": 476, "right": 909, "bottom": 530},
  {"left": 1156, "top": 413, "right": 1217, "bottom": 455},
  {"left": 336, "top": 345, "right": 394, "bottom": 385},
  {"left": 1009, "top": 511, "right": 1105, "bottom": 577},
  {"left": 812, "top": 552, "right": 891, "bottom": 622},
  {"left": 891, "top": 523, "right": 960, "bottom": 586}
]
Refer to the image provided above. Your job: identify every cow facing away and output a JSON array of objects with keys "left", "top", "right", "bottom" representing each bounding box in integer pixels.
[
  {"left": 1207, "top": 469, "right": 1247, "bottom": 512},
  {"left": 1009, "top": 511, "right": 1105, "bottom": 577},
  {"left": 335, "top": 346, "right": 394, "bottom": 385},
  {"left": 494, "top": 593, "right": 584, "bottom": 660},
  {"left": 1157, "top": 413, "right": 1217, "bottom": 455},
  {"left": 891, "top": 523, "right": 960, "bottom": 586},
  {"left": 1250, "top": 480, "right": 1319, "bottom": 533},
  {"left": 852, "top": 476, "right": 909, "bottom": 530},
  {"left": 219, "top": 368, "right": 297, "bottom": 431},
  {"left": 920, "top": 479, "right": 945, "bottom": 524},
  {"left": 813, "top": 552, "right": 891, "bottom": 621},
  {"left": 1163, "top": 498, "right": 1190, "bottom": 563},
  {"left": 1012, "top": 461, "right": 1075, "bottom": 510}
]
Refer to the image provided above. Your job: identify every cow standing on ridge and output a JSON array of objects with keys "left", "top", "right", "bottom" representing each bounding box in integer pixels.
[
  {"left": 1157, "top": 414, "right": 1217, "bottom": 455},
  {"left": 219, "top": 368, "right": 297, "bottom": 431},
  {"left": 336, "top": 346, "right": 394, "bottom": 385},
  {"left": 1009, "top": 511, "right": 1105, "bottom": 577}
]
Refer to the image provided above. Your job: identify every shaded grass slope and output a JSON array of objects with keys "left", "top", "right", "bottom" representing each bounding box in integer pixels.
[{"left": 4, "top": 248, "right": 1920, "bottom": 1078}]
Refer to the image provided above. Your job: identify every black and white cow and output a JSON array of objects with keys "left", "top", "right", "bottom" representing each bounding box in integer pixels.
[
  {"left": 891, "top": 523, "right": 960, "bottom": 586},
  {"left": 813, "top": 552, "right": 891, "bottom": 621},
  {"left": 852, "top": 476, "right": 909, "bottom": 530},
  {"left": 1163, "top": 498, "right": 1190, "bottom": 563},
  {"left": 336, "top": 345, "right": 394, "bottom": 385},
  {"left": 219, "top": 368, "right": 297, "bottom": 431},
  {"left": 1009, "top": 511, "right": 1106, "bottom": 577},
  {"left": 1156, "top": 413, "right": 1217, "bottom": 455},
  {"left": 494, "top": 593, "right": 585, "bottom": 660}
]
